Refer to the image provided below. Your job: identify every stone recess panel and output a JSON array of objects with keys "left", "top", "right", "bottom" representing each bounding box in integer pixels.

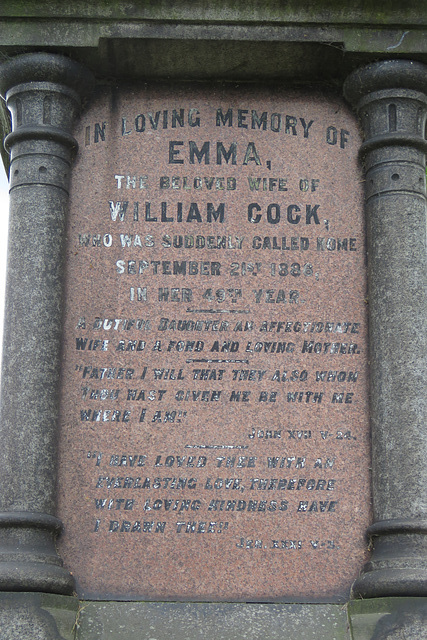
[{"left": 57, "top": 83, "right": 370, "bottom": 601}]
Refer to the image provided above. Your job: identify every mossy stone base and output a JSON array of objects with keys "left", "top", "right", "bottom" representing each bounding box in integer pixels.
[
  {"left": 0, "top": 593, "right": 79, "bottom": 640},
  {"left": 75, "top": 602, "right": 351, "bottom": 640},
  {"left": 348, "top": 597, "right": 427, "bottom": 640}
]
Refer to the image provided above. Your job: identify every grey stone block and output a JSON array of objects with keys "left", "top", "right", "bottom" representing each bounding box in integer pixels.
[{"left": 75, "top": 601, "right": 351, "bottom": 640}]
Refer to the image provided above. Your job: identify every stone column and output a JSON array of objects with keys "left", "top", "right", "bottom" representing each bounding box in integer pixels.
[
  {"left": 0, "top": 53, "right": 93, "bottom": 594},
  {"left": 344, "top": 60, "right": 427, "bottom": 598}
]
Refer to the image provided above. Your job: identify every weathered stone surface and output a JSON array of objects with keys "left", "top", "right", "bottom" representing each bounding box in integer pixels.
[
  {"left": 0, "top": 53, "right": 93, "bottom": 595},
  {"left": 344, "top": 59, "right": 427, "bottom": 599},
  {"left": 0, "top": 593, "right": 79, "bottom": 640},
  {"left": 75, "top": 601, "right": 351, "bottom": 640},
  {"left": 348, "top": 597, "right": 427, "bottom": 640},
  {"left": 57, "top": 83, "right": 370, "bottom": 601},
  {"left": 0, "top": 1, "right": 426, "bottom": 101}
]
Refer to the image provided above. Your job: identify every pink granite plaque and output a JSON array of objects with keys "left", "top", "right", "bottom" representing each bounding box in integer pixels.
[{"left": 57, "top": 84, "right": 371, "bottom": 601}]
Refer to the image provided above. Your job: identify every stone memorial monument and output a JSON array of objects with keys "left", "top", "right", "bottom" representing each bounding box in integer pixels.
[{"left": 0, "top": 2, "right": 425, "bottom": 639}]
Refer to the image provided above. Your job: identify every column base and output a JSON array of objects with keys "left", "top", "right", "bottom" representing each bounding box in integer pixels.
[
  {"left": 348, "top": 597, "right": 427, "bottom": 640},
  {"left": 0, "top": 592, "right": 79, "bottom": 640},
  {"left": 352, "top": 520, "right": 427, "bottom": 598},
  {"left": 0, "top": 512, "right": 75, "bottom": 595}
]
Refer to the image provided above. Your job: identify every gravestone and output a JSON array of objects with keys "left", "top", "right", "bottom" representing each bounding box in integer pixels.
[
  {"left": 0, "top": 3, "right": 426, "bottom": 639},
  {"left": 57, "top": 84, "right": 370, "bottom": 602}
]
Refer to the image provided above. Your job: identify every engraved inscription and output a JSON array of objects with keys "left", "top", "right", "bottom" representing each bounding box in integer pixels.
[{"left": 58, "top": 85, "right": 370, "bottom": 602}]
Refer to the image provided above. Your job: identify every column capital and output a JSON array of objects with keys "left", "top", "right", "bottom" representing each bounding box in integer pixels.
[
  {"left": 344, "top": 59, "right": 427, "bottom": 106},
  {"left": 0, "top": 53, "right": 94, "bottom": 193},
  {"left": 0, "top": 52, "right": 94, "bottom": 101},
  {"left": 345, "top": 60, "right": 427, "bottom": 159}
]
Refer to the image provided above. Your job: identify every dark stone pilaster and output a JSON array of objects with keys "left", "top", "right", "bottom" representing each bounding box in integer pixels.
[
  {"left": 344, "top": 60, "right": 427, "bottom": 599},
  {"left": 0, "top": 53, "right": 93, "bottom": 594}
]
